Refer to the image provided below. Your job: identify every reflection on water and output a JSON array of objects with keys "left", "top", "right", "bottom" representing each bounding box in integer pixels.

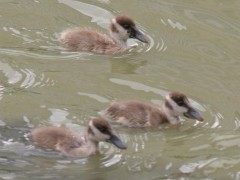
[
  {"left": 161, "top": 18, "right": 187, "bottom": 31},
  {"left": 0, "top": 85, "right": 4, "bottom": 101},
  {"left": 0, "top": 61, "right": 22, "bottom": 84},
  {"left": 109, "top": 58, "right": 147, "bottom": 74},
  {"left": 78, "top": 92, "right": 109, "bottom": 103},
  {"left": 48, "top": 108, "right": 71, "bottom": 125},
  {"left": 234, "top": 112, "right": 240, "bottom": 130},
  {"left": 58, "top": 0, "right": 114, "bottom": 28},
  {"left": 0, "top": 60, "right": 56, "bottom": 89},
  {"left": 109, "top": 78, "right": 167, "bottom": 96}
]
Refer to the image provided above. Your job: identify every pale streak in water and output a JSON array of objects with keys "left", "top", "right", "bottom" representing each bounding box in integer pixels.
[
  {"left": 0, "top": 61, "right": 22, "bottom": 84},
  {"left": 78, "top": 92, "right": 109, "bottom": 103},
  {"left": 58, "top": 0, "right": 113, "bottom": 28},
  {"left": 109, "top": 78, "right": 205, "bottom": 111},
  {"left": 48, "top": 108, "right": 71, "bottom": 125}
]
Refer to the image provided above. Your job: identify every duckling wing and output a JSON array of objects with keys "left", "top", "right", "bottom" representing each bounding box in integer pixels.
[
  {"left": 60, "top": 28, "right": 116, "bottom": 53},
  {"left": 31, "top": 127, "right": 83, "bottom": 152},
  {"left": 100, "top": 100, "right": 162, "bottom": 127},
  {"left": 56, "top": 134, "right": 83, "bottom": 152}
]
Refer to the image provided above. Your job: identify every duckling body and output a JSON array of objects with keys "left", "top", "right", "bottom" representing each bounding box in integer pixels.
[
  {"left": 59, "top": 16, "right": 149, "bottom": 54},
  {"left": 31, "top": 118, "right": 126, "bottom": 157},
  {"left": 99, "top": 92, "right": 204, "bottom": 127},
  {"left": 60, "top": 28, "right": 123, "bottom": 54},
  {"left": 101, "top": 100, "right": 169, "bottom": 127}
]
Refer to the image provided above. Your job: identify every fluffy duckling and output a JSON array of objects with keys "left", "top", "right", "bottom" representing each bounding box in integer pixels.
[
  {"left": 31, "top": 118, "right": 126, "bottom": 157},
  {"left": 59, "top": 15, "right": 149, "bottom": 54},
  {"left": 99, "top": 92, "right": 204, "bottom": 127}
]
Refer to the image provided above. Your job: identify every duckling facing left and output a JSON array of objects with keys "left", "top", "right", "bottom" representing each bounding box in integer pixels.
[
  {"left": 59, "top": 15, "right": 149, "bottom": 54},
  {"left": 31, "top": 118, "right": 126, "bottom": 157}
]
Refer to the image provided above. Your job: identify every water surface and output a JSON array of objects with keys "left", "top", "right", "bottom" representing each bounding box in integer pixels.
[{"left": 0, "top": 0, "right": 240, "bottom": 179}]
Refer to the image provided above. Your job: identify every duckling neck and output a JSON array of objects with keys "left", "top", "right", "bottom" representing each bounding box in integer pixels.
[
  {"left": 162, "top": 104, "right": 180, "bottom": 125},
  {"left": 85, "top": 137, "right": 100, "bottom": 155},
  {"left": 68, "top": 137, "right": 99, "bottom": 157},
  {"left": 110, "top": 32, "right": 128, "bottom": 48}
]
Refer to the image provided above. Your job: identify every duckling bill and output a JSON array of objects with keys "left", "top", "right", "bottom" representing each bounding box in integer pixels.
[
  {"left": 31, "top": 118, "right": 126, "bottom": 157},
  {"left": 59, "top": 15, "right": 149, "bottom": 54},
  {"left": 99, "top": 92, "right": 204, "bottom": 127}
]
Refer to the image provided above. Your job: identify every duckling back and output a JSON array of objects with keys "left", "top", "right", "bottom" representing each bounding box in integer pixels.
[
  {"left": 59, "top": 28, "right": 122, "bottom": 54},
  {"left": 100, "top": 100, "right": 168, "bottom": 127},
  {"left": 31, "top": 126, "right": 83, "bottom": 152}
]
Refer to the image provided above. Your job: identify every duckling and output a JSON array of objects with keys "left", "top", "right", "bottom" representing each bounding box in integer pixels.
[
  {"left": 31, "top": 118, "right": 126, "bottom": 157},
  {"left": 59, "top": 15, "right": 149, "bottom": 54},
  {"left": 99, "top": 92, "right": 204, "bottom": 127}
]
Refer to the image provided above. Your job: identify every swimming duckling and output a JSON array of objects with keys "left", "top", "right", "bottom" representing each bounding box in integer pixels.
[
  {"left": 99, "top": 92, "right": 204, "bottom": 127},
  {"left": 59, "top": 15, "right": 149, "bottom": 54},
  {"left": 31, "top": 118, "right": 126, "bottom": 157}
]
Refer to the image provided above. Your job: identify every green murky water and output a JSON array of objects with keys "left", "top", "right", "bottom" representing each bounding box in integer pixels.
[{"left": 0, "top": 0, "right": 240, "bottom": 179}]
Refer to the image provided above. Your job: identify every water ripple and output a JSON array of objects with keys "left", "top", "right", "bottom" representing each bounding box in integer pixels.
[
  {"left": 117, "top": 129, "right": 165, "bottom": 172},
  {"left": 101, "top": 153, "right": 123, "bottom": 167},
  {"left": 0, "top": 173, "right": 17, "bottom": 180},
  {"left": 4, "top": 27, "right": 35, "bottom": 44},
  {"left": 0, "top": 61, "right": 22, "bottom": 84},
  {"left": 20, "top": 68, "right": 36, "bottom": 88},
  {"left": 211, "top": 133, "right": 240, "bottom": 150},
  {"left": 155, "top": 37, "right": 167, "bottom": 52},
  {"left": 187, "top": 40, "right": 228, "bottom": 61},
  {"left": 0, "top": 85, "right": 4, "bottom": 101},
  {"left": 234, "top": 112, "right": 240, "bottom": 130},
  {"left": 0, "top": 48, "right": 89, "bottom": 60},
  {"left": 184, "top": 9, "right": 240, "bottom": 38},
  {"left": 124, "top": 153, "right": 160, "bottom": 172},
  {"left": 0, "top": 60, "right": 56, "bottom": 89}
]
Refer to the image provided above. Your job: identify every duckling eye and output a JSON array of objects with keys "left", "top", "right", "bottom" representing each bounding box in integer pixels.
[
  {"left": 123, "top": 24, "right": 130, "bottom": 29},
  {"left": 98, "top": 126, "right": 107, "bottom": 133},
  {"left": 176, "top": 99, "right": 184, "bottom": 106},
  {"left": 127, "top": 29, "right": 132, "bottom": 34}
]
